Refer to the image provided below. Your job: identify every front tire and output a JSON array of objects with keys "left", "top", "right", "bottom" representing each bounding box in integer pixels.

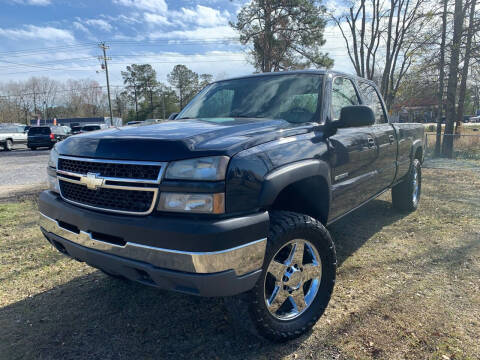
[
  {"left": 392, "top": 158, "right": 422, "bottom": 212},
  {"left": 228, "top": 211, "right": 336, "bottom": 342}
]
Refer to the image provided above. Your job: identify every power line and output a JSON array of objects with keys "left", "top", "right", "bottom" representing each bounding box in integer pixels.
[{"left": 98, "top": 42, "right": 114, "bottom": 124}]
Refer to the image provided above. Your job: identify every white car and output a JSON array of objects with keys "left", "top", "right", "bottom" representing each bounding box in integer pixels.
[{"left": 0, "top": 125, "right": 28, "bottom": 151}]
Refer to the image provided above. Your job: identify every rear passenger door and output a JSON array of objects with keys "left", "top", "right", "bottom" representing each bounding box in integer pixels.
[
  {"left": 328, "top": 76, "right": 378, "bottom": 221},
  {"left": 357, "top": 81, "right": 397, "bottom": 192}
]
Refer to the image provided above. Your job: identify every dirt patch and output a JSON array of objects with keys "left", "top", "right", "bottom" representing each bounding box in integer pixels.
[{"left": 0, "top": 169, "right": 479, "bottom": 359}]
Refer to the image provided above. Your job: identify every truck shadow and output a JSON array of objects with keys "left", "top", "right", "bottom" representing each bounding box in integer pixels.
[
  {"left": 0, "top": 198, "right": 406, "bottom": 359},
  {"left": 328, "top": 197, "right": 407, "bottom": 267}
]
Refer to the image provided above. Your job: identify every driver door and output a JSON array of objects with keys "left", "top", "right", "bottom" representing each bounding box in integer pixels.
[{"left": 328, "top": 77, "right": 378, "bottom": 221}]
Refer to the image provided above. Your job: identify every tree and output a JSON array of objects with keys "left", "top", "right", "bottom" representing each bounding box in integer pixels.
[
  {"left": 435, "top": 0, "right": 448, "bottom": 157},
  {"left": 455, "top": 0, "right": 477, "bottom": 134},
  {"left": 332, "top": 0, "right": 433, "bottom": 110},
  {"left": 442, "top": 0, "right": 465, "bottom": 157},
  {"left": 199, "top": 74, "right": 213, "bottom": 90},
  {"left": 121, "top": 64, "right": 157, "bottom": 120},
  {"left": 231, "top": 0, "right": 333, "bottom": 72},
  {"left": 167, "top": 65, "right": 199, "bottom": 109}
]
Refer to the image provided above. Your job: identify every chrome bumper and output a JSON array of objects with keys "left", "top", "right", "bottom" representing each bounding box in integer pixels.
[{"left": 39, "top": 213, "right": 266, "bottom": 276}]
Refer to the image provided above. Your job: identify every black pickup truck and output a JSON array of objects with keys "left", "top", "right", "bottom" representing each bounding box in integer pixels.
[{"left": 39, "top": 70, "right": 424, "bottom": 341}]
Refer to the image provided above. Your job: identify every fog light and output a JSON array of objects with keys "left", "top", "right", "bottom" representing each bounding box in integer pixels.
[{"left": 157, "top": 193, "right": 224, "bottom": 214}]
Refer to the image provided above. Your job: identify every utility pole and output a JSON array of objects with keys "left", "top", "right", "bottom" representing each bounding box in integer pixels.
[{"left": 98, "top": 42, "right": 114, "bottom": 125}]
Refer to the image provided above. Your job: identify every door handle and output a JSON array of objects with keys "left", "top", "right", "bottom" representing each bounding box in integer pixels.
[
  {"left": 367, "top": 137, "right": 376, "bottom": 148},
  {"left": 389, "top": 135, "right": 395, "bottom": 143}
]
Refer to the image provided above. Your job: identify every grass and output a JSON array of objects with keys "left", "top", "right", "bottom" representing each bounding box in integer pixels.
[
  {"left": 424, "top": 131, "right": 480, "bottom": 160},
  {"left": 0, "top": 168, "right": 479, "bottom": 360}
]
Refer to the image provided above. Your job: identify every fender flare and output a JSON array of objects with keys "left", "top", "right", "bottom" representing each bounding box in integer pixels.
[
  {"left": 258, "top": 159, "right": 331, "bottom": 208},
  {"left": 411, "top": 139, "right": 424, "bottom": 163}
]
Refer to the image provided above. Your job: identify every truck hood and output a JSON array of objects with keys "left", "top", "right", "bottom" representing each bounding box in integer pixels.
[{"left": 57, "top": 118, "right": 312, "bottom": 161}]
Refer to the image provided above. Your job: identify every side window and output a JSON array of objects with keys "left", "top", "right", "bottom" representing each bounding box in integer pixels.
[
  {"left": 358, "top": 82, "right": 387, "bottom": 124},
  {"left": 197, "top": 89, "right": 234, "bottom": 118},
  {"left": 331, "top": 77, "right": 360, "bottom": 120}
]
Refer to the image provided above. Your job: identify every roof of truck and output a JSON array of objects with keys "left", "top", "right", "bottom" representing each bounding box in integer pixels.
[{"left": 214, "top": 69, "right": 376, "bottom": 86}]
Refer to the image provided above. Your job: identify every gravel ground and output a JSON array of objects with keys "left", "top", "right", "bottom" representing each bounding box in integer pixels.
[{"left": 0, "top": 147, "right": 49, "bottom": 197}]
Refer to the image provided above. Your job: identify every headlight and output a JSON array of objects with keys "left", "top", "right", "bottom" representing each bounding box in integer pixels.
[
  {"left": 165, "top": 156, "right": 229, "bottom": 181},
  {"left": 48, "top": 145, "right": 59, "bottom": 168},
  {"left": 157, "top": 193, "right": 225, "bottom": 214},
  {"left": 47, "top": 146, "right": 59, "bottom": 193}
]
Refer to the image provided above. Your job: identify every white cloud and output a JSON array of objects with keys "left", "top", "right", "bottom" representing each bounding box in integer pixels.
[
  {"left": 144, "top": 13, "right": 171, "bottom": 26},
  {"left": 11, "top": 0, "right": 51, "bottom": 5},
  {"left": 73, "top": 22, "right": 90, "bottom": 33},
  {"left": 85, "top": 19, "right": 113, "bottom": 32},
  {"left": 113, "top": 0, "right": 168, "bottom": 13},
  {"left": 149, "top": 25, "right": 236, "bottom": 40},
  {"left": 105, "top": 50, "right": 253, "bottom": 84},
  {"left": 0, "top": 25, "right": 74, "bottom": 41},
  {"left": 179, "top": 5, "right": 230, "bottom": 27}
]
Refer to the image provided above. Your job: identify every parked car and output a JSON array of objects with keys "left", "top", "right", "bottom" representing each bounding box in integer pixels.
[
  {"left": 126, "top": 121, "right": 142, "bottom": 125},
  {"left": 81, "top": 124, "right": 106, "bottom": 132},
  {"left": 61, "top": 125, "right": 71, "bottom": 134},
  {"left": 70, "top": 126, "right": 83, "bottom": 135},
  {"left": 0, "top": 125, "right": 27, "bottom": 151},
  {"left": 27, "top": 126, "right": 68, "bottom": 150},
  {"left": 39, "top": 70, "right": 425, "bottom": 342}
]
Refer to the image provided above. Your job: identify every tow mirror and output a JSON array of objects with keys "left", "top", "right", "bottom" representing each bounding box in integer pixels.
[{"left": 335, "top": 105, "right": 375, "bottom": 128}]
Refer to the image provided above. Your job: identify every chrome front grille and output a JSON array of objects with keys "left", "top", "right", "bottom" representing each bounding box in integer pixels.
[
  {"left": 56, "top": 156, "right": 166, "bottom": 215},
  {"left": 58, "top": 156, "right": 163, "bottom": 181}
]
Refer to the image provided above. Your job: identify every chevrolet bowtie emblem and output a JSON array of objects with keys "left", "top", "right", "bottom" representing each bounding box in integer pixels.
[{"left": 80, "top": 172, "right": 105, "bottom": 190}]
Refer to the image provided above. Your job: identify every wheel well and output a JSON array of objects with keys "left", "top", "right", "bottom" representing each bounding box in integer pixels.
[{"left": 269, "top": 176, "right": 329, "bottom": 224}]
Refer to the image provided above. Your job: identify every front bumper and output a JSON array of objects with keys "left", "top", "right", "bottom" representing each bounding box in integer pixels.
[{"left": 38, "top": 191, "right": 269, "bottom": 296}]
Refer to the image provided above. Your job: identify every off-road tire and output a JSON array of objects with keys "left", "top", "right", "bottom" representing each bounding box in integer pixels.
[
  {"left": 392, "top": 158, "right": 421, "bottom": 212},
  {"left": 4, "top": 139, "right": 13, "bottom": 151},
  {"left": 226, "top": 211, "right": 336, "bottom": 342}
]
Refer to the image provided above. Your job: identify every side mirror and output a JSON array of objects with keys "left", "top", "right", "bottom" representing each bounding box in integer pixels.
[
  {"left": 168, "top": 112, "right": 179, "bottom": 120},
  {"left": 335, "top": 105, "right": 375, "bottom": 128}
]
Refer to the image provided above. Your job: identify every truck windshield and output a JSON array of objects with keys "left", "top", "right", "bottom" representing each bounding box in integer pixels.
[{"left": 178, "top": 74, "right": 323, "bottom": 124}]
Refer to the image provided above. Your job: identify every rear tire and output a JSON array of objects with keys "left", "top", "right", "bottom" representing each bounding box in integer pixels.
[
  {"left": 4, "top": 139, "right": 12, "bottom": 151},
  {"left": 227, "top": 211, "right": 336, "bottom": 342},
  {"left": 392, "top": 158, "right": 421, "bottom": 212}
]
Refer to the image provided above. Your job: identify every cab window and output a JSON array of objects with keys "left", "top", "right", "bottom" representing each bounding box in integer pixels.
[
  {"left": 358, "top": 82, "right": 387, "bottom": 124},
  {"left": 331, "top": 77, "right": 360, "bottom": 120}
]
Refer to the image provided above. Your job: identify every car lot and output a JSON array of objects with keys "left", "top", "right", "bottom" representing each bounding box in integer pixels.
[{"left": 0, "top": 147, "right": 49, "bottom": 198}]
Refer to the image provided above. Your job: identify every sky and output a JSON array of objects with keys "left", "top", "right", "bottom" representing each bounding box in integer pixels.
[{"left": 0, "top": 0, "right": 352, "bottom": 90}]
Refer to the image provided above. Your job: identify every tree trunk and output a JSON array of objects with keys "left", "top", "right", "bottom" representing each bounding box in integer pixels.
[
  {"left": 442, "top": 0, "right": 464, "bottom": 158},
  {"left": 435, "top": 0, "right": 448, "bottom": 157},
  {"left": 455, "top": 0, "right": 476, "bottom": 135}
]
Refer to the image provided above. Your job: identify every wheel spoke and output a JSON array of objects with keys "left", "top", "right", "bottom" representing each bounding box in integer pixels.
[
  {"left": 286, "top": 241, "right": 305, "bottom": 267},
  {"left": 267, "top": 285, "right": 289, "bottom": 313},
  {"left": 268, "top": 259, "right": 286, "bottom": 282},
  {"left": 289, "top": 291, "right": 307, "bottom": 313},
  {"left": 302, "top": 263, "right": 322, "bottom": 281}
]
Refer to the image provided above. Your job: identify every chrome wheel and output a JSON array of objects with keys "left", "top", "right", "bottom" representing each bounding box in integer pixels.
[
  {"left": 264, "top": 239, "right": 322, "bottom": 321},
  {"left": 412, "top": 165, "right": 419, "bottom": 206}
]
